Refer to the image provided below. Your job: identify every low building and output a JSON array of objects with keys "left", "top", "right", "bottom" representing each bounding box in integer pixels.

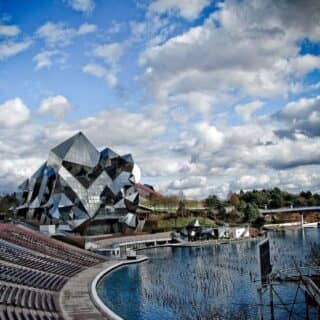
[
  {"left": 231, "top": 225, "right": 250, "bottom": 239},
  {"left": 39, "top": 224, "right": 56, "bottom": 235},
  {"left": 174, "top": 221, "right": 250, "bottom": 242}
]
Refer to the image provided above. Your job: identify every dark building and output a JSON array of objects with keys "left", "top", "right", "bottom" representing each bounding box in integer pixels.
[{"left": 16, "top": 132, "right": 140, "bottom": 234}]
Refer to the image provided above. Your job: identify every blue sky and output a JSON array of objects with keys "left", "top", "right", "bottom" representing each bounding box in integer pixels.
[{"left": 0, "top": 0, "right": 320, "bottom": 198}]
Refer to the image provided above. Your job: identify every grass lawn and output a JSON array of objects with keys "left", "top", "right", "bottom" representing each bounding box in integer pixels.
[{"left": 157, "top": 216, "right": 216, "bottom": 230}]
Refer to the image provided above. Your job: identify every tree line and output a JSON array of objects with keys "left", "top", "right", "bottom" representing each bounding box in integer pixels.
[{"left": 205, "top": 188, "right": 320, "bottom": 225}]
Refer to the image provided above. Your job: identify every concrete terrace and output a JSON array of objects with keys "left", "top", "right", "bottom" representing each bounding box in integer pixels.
[{"left": 59, "top": 257, "right": 148, "bottom": 320}]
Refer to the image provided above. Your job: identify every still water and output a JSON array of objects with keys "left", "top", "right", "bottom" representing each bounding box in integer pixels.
[{"left": 97, "top": 228, "right": 320, "bottom": 320}]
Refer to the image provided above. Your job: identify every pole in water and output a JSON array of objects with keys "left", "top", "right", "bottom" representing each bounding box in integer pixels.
[
  {"left": 257, "top": 286, "right": 264, "bottom": 320},
  {"left": 305, "top": 292, "right": 309, "bottom": 320},
  {"left": 269, "top": 283, "right": 275, "bottom": 320}
]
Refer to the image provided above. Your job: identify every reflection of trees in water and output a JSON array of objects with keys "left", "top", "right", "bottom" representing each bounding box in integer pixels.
[
  {"left": 99, "top": 229, "right": 319, "bottom": 320},
  {"left": 139, "top": 243, "right": 261, "bottom": 319},
  {"left": 137, "top": 230, "right": 319, "bottom": 320},
  {"left": 308, "top": 242, "right": 320, "bottom": 266}
]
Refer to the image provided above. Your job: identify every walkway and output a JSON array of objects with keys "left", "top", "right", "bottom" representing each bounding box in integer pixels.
[
  {"left": 59, "top": 260, "right": 113, "bottom": 320},
  {"left": 59, "top": 257, "right": 148, "bottom": 320},
  {"left": 95, "top": 231, "right": 171, "bottom": 247}
]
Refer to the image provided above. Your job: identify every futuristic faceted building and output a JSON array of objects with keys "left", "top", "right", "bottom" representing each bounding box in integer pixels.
[{"left": 16, "top": 132, "right": 140, "bottom": 234}]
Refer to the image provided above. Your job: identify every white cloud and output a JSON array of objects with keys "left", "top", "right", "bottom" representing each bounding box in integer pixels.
[
  {"left": 170, "top": 91, "right": 217, "bottom": 116},
  {"left": 130, "top": 14, "right": 177, "bottom": 47},
  {"left": 83, "top": 63, "right": 118, "bottom": 88},
  {"left": 140, "top": 0, "right": 320, "bottom": 105},
  {"left": 107, "top": 21, "right": 122, "bottom": 34},
  {"left": 84, "top": 42, "right": 126, "bottom": 88},
  {"left": 36, "top": 22, "right": 97, "bottom": 47},
  {"left": 64, "top": 0, "right": 95, "bottom": 13},
  {"left": 0, "top": 40, "right": 32, "bottom": 61},
  {"left": 0, "top": 24, "right": 20, "bottom": 37},
  {"left": 0, "top": 98, "right": 30, "bottom": 128},
  {"left": 194, "top": 122, "right": 224, "bottom": 150},
  {"left": 38, "top": 95, "right": 72, "bottom": 119},
  {"left": 149, "top": 0, "right": 210, "bottom": 20},
  {"left": 36, "top": 22, "right": 75, "bottom": 47},
  {"left": 1, "top": 0, "right": 320, "bottom": 198},
  {"left": 169, "top": 176, "right": 207, "bottom": 190},
  {"left": 33, "top": 50, "right": 67, "bottom": 70},
  {"left": 273, "top": 95, "right": 320, "bottom": 138},
  {"left": 238, "top": 174, "right": 271, "bottom": 189},
  {"left": 276, "top": 96, "right": 320, "bottom": 121},
  {"left": 92, "top": 42, "right": 125, "bottom": 65},
  {"left": 235, "top": 101, "right": 264, "bottom": 122},
  {"left": 0, "top": 102, "right": 167, "bottom": 191},
  {"left": 77, "top": 23, "right": 97, "bottom": 35}
]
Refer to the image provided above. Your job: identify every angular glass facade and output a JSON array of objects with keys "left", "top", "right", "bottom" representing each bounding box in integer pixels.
[{"left": 16, "top": 132, "right": 139, "bottom": 232}]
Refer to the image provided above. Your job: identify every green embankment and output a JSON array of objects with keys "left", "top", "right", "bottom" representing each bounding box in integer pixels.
[{"left": 157, "top": 216, "right": 216, "bottom": 230}]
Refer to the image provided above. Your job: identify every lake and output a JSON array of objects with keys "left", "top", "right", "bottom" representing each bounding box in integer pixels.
[{"left": 97, "top": 228, "right": 320, "bottom": 319}]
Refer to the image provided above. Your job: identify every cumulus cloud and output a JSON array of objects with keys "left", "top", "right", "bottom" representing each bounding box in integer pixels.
[
  {"left": 107, "top": 21, "right": 123, "bottom": 34},
  {"left": 140, "top": 0, "right": 320, "bottom": 104},
  {"left": 0, "top": 40, "right": 32, "bottom": 61},
  {"left": 77, "top": 23, "right": 97, "bottom": 35},
  {"left": 169, "top": 176, "right": 207, "bottom": 190},
  {"left": 130, "top": 14, "right": 176, "bottom": 47},
  {"left": 149, "top": 0, "right": 210, "bottom": 20},
  {"left": 0, "top": 101, "right": 167, "bottom": 191},
  {"left": 273, "top": 95, "right": 320, "bottom": 137},
  {"left": 194, "top": 122, "right": 224, "bottom": 150},
  {"left": 36, "top": 22, "right": 97, "bottom": 47},
  {"left": 235, "top": 101, "right": 264, "bottom": 122},
  {"left": 33, "top": 50, "right": 67, "bottom": 70},
  {"left": 0, "top": 24, "right": 20, "bottom": 37},
  {"left": 63, "top": 0, "right": 95, "bottom": 13},
  {"left": 238, "top": 174, "right": 271, "bottom": 190},
  {"left": 36, "top": 22, "right": 74, "bottom": 47},
  {"left": 1, "top": 94, "right": 320, "bottom": 197},
  {"left": 1, "top": 0, "right": 320, "bottom": 199},
  {"left": 83, "top": 63, "right": 118, "bottom": 88},
  {"left": 83, "top": 42, "right": 126, "bottom": 88},
  {"left": 0, "top": 98, "right": 30, "bottom": 128},
  {"left": 92, "top": 42, "right": 126, "bottom": 65},
  {"left": 38, "top": 95, "right": 72, "bottom": 119}
]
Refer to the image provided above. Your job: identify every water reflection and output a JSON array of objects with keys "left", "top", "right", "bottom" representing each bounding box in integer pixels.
[{"left": 97, "top": 228, "right": 320, "bottom": 320}]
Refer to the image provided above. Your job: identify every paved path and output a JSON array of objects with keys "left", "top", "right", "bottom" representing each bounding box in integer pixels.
[
  {"left": 59, "top": 257, "right": 148, "bottom": 320},
  {"left": 59, "top": 260, "right": 113, "bottom": 320},
  {"left": 95, "top": 231, "right": 171, "bottom": 247}
]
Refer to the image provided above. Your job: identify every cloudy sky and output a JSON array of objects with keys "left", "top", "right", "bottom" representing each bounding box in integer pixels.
[{"left": 0, "top": 0, "right": 320, "bottom": 198}]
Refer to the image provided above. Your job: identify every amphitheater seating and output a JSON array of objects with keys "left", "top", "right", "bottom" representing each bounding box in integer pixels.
[{"left": 0, "top": 223, "right": 105, "bottom": 320}]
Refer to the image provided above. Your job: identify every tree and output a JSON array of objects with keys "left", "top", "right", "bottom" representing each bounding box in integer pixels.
[
  {"left": 236, "top": 200, "right": 247, "bottom": 212},
  {"left": 229, "top": 193, "right": 240, "bottom": 206},
  {"left": 205, "top": 195, "right": 223, "bottom": 210},
  {"left": 244, "top": 204, "right": 259, "bottom": 223},
  {"left": 176, "top": 200, "right": 186, "bottom": 217},
  {"left": 269, "top": 193, "right": 283, "bottom": 209},
  {"left": 0, "top": 193, "right": 18, "bottom": 213},
  {"left": 252, "top": 216, "right": 266, "bottom": 229}
]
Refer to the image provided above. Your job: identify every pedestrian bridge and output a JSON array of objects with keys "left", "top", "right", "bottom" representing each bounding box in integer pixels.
[{"left": 260, "top": 206, "right": 320, "bottom": 215}]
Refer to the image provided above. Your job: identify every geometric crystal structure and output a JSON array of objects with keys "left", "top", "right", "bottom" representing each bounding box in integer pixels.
[{"left": 16, "top": 132, "right": 139, "bottom": 232}]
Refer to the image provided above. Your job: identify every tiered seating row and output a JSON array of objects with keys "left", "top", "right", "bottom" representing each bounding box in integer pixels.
[
  {"left": 0, "top": 240, "right": 81, "bottom": 277},
  {"left": 0, "top": 284, "right": 59, "bottom": 312},
  {"left": 0, "top": 224, "right": 103, "bottom": 267},
  {"left": 0, "top": 265, "right": 66, "bottom": 291},
  {"left": 0, "top": 307, "right": 62, "bottom": 320},
  {"left": 0, "top": 224, "right": 106, "bottom": 320}
]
